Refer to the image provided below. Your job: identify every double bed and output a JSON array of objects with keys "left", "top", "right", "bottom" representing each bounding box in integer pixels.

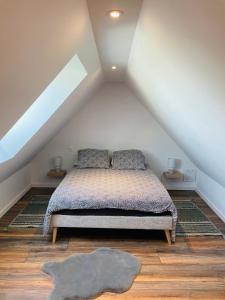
[{"left": 44, "top": 164, "right": 177, "bottom": 244}]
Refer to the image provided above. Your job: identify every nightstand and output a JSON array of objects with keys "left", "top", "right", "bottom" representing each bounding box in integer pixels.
[
  {"left": 47, "top": 169, "right": 67, "bottom": 179},
  {"left": 162, "top": 171, "right": 184, "bottom": 181}
]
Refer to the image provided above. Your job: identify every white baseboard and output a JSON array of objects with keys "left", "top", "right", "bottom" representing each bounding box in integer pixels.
[
  {"left": 166, "top": 185, "right": 196, "bottom": 190},
  {"left": 0, "top": 184, "right": 32, "bottom": 218},
  {"left": 196, "top": 188, "right": 225, "bottom": 223}
]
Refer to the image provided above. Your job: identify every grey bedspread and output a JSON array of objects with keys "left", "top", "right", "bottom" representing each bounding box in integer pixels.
[{"left": 44, "top": 168, "right": 177, "bottom": 241}]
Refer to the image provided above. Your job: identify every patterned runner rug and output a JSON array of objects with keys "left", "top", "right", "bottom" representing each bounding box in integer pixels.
[{"left": 9, "top": 195, "right": 222, "bottom": 236}]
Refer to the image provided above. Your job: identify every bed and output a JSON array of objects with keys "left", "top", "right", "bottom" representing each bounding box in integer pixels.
[{"left": 44, "top": 167, "right": 177, "bottom": 244}]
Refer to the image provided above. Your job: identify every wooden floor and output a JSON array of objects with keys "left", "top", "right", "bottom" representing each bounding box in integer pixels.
[{"left": 0, "top": 188, "right": 225, "bottom": 299}]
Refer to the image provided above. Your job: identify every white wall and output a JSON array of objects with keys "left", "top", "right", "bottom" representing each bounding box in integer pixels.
[
  {"left": 31, "top": 83, "right": 196, "bottom": 187},
  {"left": 127, "top": 0, "right": 225, "bottom": 188},
  {"left": 197, "top": 171, "right": 225, "bottom": 222},
  {"left": 0, "top": 164, "right": 31, "bottom": 218}
]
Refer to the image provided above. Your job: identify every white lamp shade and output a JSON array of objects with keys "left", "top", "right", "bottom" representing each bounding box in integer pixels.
[
  {"left": 54, "top": 156, "right": 63, "bottom": 171},
  {"left": 167, "top": 158, "right": 177, "bottom": 172}
]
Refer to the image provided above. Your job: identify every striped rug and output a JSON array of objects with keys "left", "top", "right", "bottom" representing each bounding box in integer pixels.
[
  {"left": 9, "top": 195, "right": 49, "bottom": 228},
  {"left": 9, "top": 195, "right": 222, "bottom": 236},
  {"left": 173, "top": 200, "right": 221, "bottom": 236}
]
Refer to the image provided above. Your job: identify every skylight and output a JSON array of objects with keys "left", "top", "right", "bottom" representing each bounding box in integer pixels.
[{"left": 0, "top": 54, "right": 87, "bottom": 163}]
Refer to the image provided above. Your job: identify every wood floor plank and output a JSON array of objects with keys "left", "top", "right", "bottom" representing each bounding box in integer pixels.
[
  {"left": 141, "top": 263, "right": 225, "bottom": 276},
  {"left": 159, "top": 253, "right": 225, "bottom": 265}
]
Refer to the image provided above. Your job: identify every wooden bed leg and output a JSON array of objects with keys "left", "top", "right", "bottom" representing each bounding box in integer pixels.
[
  {"left": 52, "top": 227, "right": 58, "bottom": 244},
  {"left": 164, "top": 230, "right": 171, "bottom": 245}
]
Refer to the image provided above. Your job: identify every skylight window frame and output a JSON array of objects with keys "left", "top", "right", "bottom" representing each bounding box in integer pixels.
[{"left": 0, "top": 54, "right": 87, "bottom": 164}]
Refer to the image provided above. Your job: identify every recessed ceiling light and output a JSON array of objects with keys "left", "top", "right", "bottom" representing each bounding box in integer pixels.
[
  {"left": 112, "top": 66, "right": 117, "bottom": 70},
  {"left": 109, "top": 10, "right": 123, "bottom": 19}
]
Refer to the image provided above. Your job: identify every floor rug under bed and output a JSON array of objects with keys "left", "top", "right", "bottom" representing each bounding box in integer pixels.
[{"left": 8, "top": 195, "right": 222, "bottom": 237}]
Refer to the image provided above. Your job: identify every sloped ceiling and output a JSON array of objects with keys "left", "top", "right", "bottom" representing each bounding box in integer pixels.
[
  {"left": 127, "top": 0, "right": 225, "bottom": 188},
  {"left": 0, "top": 0, "right": 103, "bottom": 182}
]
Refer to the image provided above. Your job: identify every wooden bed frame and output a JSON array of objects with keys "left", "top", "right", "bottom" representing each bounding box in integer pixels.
[{"left": 51, "top": 214, "right": 173, "bottom": 244}]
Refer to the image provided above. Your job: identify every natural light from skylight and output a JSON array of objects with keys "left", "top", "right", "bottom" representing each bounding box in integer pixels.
[{"left": 0, "top": 54, "right": 87, "bottom": 164}]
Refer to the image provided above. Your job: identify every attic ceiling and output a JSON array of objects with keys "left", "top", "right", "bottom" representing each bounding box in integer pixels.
[
  {"left": 87, "top": 0, "right": 142, "bottom": 82},
  {"left": 0, "top": 0, "right": 225, "bottom": 195}
]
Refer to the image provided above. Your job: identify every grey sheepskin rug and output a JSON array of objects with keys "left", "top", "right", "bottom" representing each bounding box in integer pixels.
[{"left": 42, "top": 247, "right": 141, "bottom": 300}]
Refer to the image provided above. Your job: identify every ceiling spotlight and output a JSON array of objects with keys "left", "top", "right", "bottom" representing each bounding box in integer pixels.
[
  {"left": 109, "top": 10, "right": 123, "bottom": 18},
  {"left": 112, "top": 66, "right": 117, "bottom": 70}
]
